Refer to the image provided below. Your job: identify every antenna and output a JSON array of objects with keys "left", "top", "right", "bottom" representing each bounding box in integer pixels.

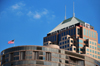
[
  {"left": 73, "top": 2, "right": 75, "bottom": 17},
  {"left": 65, "top": 5, "right": 66, "bottom": 20}
]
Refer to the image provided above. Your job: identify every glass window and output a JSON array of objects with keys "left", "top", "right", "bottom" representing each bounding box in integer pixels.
[
  {"left": 95, "top": 47, "right": 97, "bottom": 49},
  {"left": 95, "top": 51, "right": 97, "bottom": 54},
  {"left": 20, "top": 51, "right": 25, "bottom": 60},
  {"left": 66, "top": 31, "right": 68, "bottom": 35},
  {"left": 95, "top": 43, "right": 96, "bottom": 45},
  {"left": 98, "top": 56, "right": 100, "bottom": 59},
  {"left": 92, "top": 46, "right": 94, "bottom": 49},
  {"left": 92, "top": 31, "right": 93, "bottom": 38},
  {"left": 89, "top": 30, "right": 91, "bottom": 37},
  {"left": 74, "top": 28, "right": 76, "bottom": 35},
  {"left": 98, "top": 45, "right": 100, "bottom": 48},
  {"left": 71, "top": 29, "right": 73, "bottom": 36},
  {"left": 95, "top": 55, "right": 97, "bottom": 58},
  {"left": 90, "top": 41, "right": 91, "bottom": 44},
  {"left": 62, "top": 33, "right": 63, "bottom": 36},
  {"left": 65, "top": 37, "right": 67, "bottom": 39},
  {"left": 67, "top": 44, "right": 69, "bottom": 47},
  {"left": 55, "top": 35, "right": 56, "bottom": 41},
  {"left": 64, "top": 32, "right": 65, "bottom": 36},
  {"left": 93, "top": 55, "right": 94, "bottom": 57},
  {"left": 90, "top": 49, "right": 91, "bottom": 52},
  {"left": 87, "top": 30, "right": 88, "bottom": 36},
  {"left": 65, "top": 41, "right": 66, "bottom": 44},
  {"left": 84, "top": 37, "right": 86, "bottom": 39},
  {"left": 84, "top": 29, "right": 86, "bottom": 35},
  {"left": 87, "top": 53, "right": 89, "bottom": 54},
  {"left": 98, "top": 52, "right": 100, "bottom": 54},
  {"left": 94, "top": 32, "right": 96, "bottom": 39},
  {"left": 92, "top": 42, "right": 94, "bottom": 45},
  {"left": 92, "top": 50, "right": 94, "bottom": 53},
  {"left": 87, "top": 49, "right": 89, "bottom": 51},
  {"left": 90, "top": 45, "right": 91, "bottom": 48},
  {"left": 77, "top": 44, "right": 83, "bottom": 47},
  {"left": 79, "top": 39, "right": 83, "bottom": 43}
]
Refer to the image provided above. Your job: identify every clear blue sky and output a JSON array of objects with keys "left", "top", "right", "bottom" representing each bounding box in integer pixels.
[{"left": 0, "top": 0, "right": 100, "bottom": 52}]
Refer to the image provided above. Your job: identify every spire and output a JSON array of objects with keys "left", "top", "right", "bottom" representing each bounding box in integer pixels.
[
  {"left": 65, "top": 5, "right": 66, "bottom": 20},
  {"left": 73, "top": 2, "right": 75, "bottom": 17}
]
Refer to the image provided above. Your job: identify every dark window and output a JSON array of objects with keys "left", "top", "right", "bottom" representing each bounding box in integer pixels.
[
  {"left": 74, "top": 28, "right": 76, "bottom": 35},
  {"left": 37, "top": 47, "right": 42, "bottom": 50},
  {"left": 66, "top": 31, "right": 68, "bottom": 35},
  {"left": 62, "top": 33, "right": 63, "bottom": 36},
  {"left": 55, "top": 35, "right": 56, "bottom": 41},
  {"left": 69, "top": 30, "right": 70, "bottom": 35},
  {"left": 2, "top": 55, "right": 5, "bottom": 63},
  {"left": 20, "top": 51, "right": 25, "bottom": 60},
  {"left": 46, "top": 52, "right": 51, "bottom": 61},
  {"left": 65, "top": 60, "right": 69, "bottom": 64},
  {"left": 9, "top": 53, "right": 13, "bottom": 61},
  {"left": 71, "top": 29, "right": 73, "bottom": 36},
  {"left": 64, "top": 32, "right": 65, "bottom": 36},
  {"left": 39, "top": 56, "right": 43, "bottom": 60},
  {"left": 33, "top": 51, "right": 39, "bottom": 60}
]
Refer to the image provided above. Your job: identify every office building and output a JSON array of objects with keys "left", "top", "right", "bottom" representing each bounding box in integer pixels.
[
  {"left": 1, "top": 45, "right": 100, "bottom": 66},
  {"left": 43, "top": 15, "right": 100, "bottom": 62}
]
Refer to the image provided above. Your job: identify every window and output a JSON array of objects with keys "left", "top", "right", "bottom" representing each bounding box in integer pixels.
[
  {"left": 64, "top": 32, "right": 65, "bottom": 36},
  {"left": 77, "top": 28, "right": 80, "bottom": 35},
  {"left": 77, "top": 44, "right": 83, "bottom": 47},
  {"left": 84, "top": 29, "right": 86, "bottom": 35},
  {"left": 66, "top": 31, "right": 68, "bottom": 35},
  {"left": 20, "top": 51, "right": 25, "bottom": 60},
  {"left": 46, "top": 52, "right": 51, "bottom": 61},
  {"left": 95, "top": 43, "right": 96, "bottom": 45},
  {"left": 65, "top": 41, "right": 66, "bottom": 44},
  {"left": 87, "top": 53, "right": 89, "bottom": 54},
  {"left": 92, "top": 31, "right": 93, "bottom": 38},
  {"left": 92, "top": 46, "right": 94, "bottom": 49},
  {"left": 98, "top": 56, "right": 100, "bottom": 59},
  {"left": 84, "top": 37, "right": 86, "bottom": 39},
  {"left": 71, "top": 29, "right": 73, "bottom": 36},
  {"left": 79, "top": 39, "right": 83, "bottom": 43},
  {"left": 87, "top": 30, "right": 88, "bottom": 36},
  {"left": 9, "top": 53, "right": 13, "bottom": 61},
  {"left": 98, "top": 52, "right": 100, "bottom": 54},
  {"left": 89, "top": 30, "right": 91, "bottom": 37},
  {"left": 90, "top": 45, "right": 91, "bottom": 48},
  {"left": 92, "top": 50, "right": 94, "bottom": 53},
  {"left": 55, "top": 35, "right": 56, "bottom": 41},
  {"left": 74, "top": 28, "right": 76, "bottom": 35},
  {"left": 93, "top": 55, "right": 94, "bottom": 57},
  {"left": 33, "top": 51, "right": 39, "bottom": 60},
  {"left": 67, "top": 44, "right": 69, "bottom": 47},
  {"left": 95, "top": 55, "right": 97, "bottom": 58},
  {"left": 90, "top": 41, "right": 91, "bottom": 44},
  {"left": 87, "top": 49, "right": 89, "bottom": 51},
  {"left": 90, "top": 49, "right": 91, "bottom": 52},
  {"left": 95, "top": 51, "right": 97, "bottom": 54},
  {"left": 94, "top": 32, "right": 96, "bottom": 38},
  {"left": 65, "top": 37, "right": 67, "bottom": 40},
  {"left": 92, "top": 42, "right": 94, "bottom": 45},
  {"left": 95, "top": 47, "right": 97, "bottom": 49}
]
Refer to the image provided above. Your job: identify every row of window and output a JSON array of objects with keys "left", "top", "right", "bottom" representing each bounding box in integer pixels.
[
  {"left": 87, "top": 49, "right": 100, "bottom": 54},
  {"left": 77, "top": 44, "right": 83, "bottom": 47},
  {"left": 60, "top": 44, "right": 69, "bottom": 49},
  {"left": 89, "top": 45, "right": 97, "bottom": 49},
  {"left": 60, "top": 40, "right": 69, "bottom": 45},
  {"left": 90, "top": 41, "right": 96, "bottom": 45},
  {"left": 83, "top": 28, "right": 96, "bottom": 39},
  {"left": 44, "top": 35, "right": 56, "bottom": 42},
  {"left": 87, "top": 53, "right": 100, "bottom": 59}
]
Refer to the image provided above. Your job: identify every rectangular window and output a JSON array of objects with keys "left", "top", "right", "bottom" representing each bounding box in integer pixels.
[
  {"left": 87, "top": 30, "right": 88, "bottom": 36},
  {"left": 9, "top": 53, "right": 13, "bottom": 61},
  {"left": 84, "top": 37, "right": 86, "bottom": 39},
  {"left": 84, "top": 29, "right": 86, "bottom": 35},
  {"left": 33, "top": 51, "right": 39, "bottom": 60},
  {"left": 89, "top": 30, "right": 91, "bottom": 37},
  {"left": 71, "top": 29, "right": 73, "bottom": 36},
  {"left": 92, "top": 31, "right": 93, "bottom": 38},
  {"left": 74, "top": 28, "right": 76, "bottom": 35},
  {"left": 77, "top": 44, "right": 83, "bottom": 47},
  {"left": 79, "top": 39, "right": 83, "bottom": 43},
  {"left": 2, "top": 55, "right": 5, "bottom": 63},
  {"left": 55, "top": 35, "right": 56, "bottom": 41},
  {"left": 64, "top": 32, "right": 65, "bottom": 36},
  {"left": 20, "top": 51, "right": 25, "bottom": 60},
  {"left": 94, "top": 32, "right": 96, "bottom": 38},
  {"left": 66, "top": 31, "right": 68, "bottom": 35},
  {"left": 87, "top": 49, "right": 89, "bottom": 51},
  {"left": 77, "top": 28, "right": 80, "bottom": 35},
  {"left": 46, "top": 52, "right": 51, "bottom": 61}
]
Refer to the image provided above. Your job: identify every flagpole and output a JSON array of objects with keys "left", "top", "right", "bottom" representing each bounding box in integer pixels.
[{"left": 14, "top": 39, "right": 15, "bottom": 47}]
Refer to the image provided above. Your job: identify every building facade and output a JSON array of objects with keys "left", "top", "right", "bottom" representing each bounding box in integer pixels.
[
  {"left": 1, "top": 45, "right": 100, "bottom": 66},
  {"left": 43, "top": 16, "right": 100, "bottom": 62}
]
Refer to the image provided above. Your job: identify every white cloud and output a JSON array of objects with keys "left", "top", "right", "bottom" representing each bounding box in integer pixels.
[
  {"left": 27, "top": 9, "right": 49, "bottom": 19},
  {"left": 33, "top": 13, "right": 41, "bottom": 19},
  {"left": 11, "top": 2, "right": 25, "bottom": 10}
]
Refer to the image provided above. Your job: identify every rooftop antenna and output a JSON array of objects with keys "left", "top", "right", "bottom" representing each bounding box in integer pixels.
[
  {"left": 65, "top": 5, "right": 66, "bottom": 20},
  {"left": 73, "top": 2, "right": 75, "bottom": 17}
]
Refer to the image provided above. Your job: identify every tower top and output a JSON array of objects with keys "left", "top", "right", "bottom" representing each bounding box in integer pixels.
[
  {"left": 65, "top": 5, "right": 66, "bottom": 20},
  {"left": 73, "top": 2, "right": 75, "bottom": 17}
]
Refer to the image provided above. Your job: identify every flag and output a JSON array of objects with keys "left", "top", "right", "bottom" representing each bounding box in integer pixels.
[{"left": 8, "top": 40, "right": 14, "bottom": 44}]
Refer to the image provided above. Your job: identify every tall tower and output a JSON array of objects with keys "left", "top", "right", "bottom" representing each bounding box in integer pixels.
[{"left": 43, "top": 5, "right": 100, "bottom": 62}]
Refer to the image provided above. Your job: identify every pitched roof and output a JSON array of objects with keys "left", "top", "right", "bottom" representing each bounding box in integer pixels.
[{"left": 49, "top": 17, "right": 86, "bottom": 33}]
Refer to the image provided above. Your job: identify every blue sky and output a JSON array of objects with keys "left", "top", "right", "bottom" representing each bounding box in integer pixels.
[{"left": 0, "top": 0, "right": 100, "bottom": 52}]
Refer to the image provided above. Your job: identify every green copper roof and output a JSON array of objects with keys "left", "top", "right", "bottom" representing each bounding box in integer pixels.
[
  {"left": 62, "top": 17, "right": 85, "bottom": 24},
  {"left": 74, "top": 17, "right": 85, "bottom": 24},
  {"left": 62, "top": 17, "right": 73, "bottom": 24}
]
